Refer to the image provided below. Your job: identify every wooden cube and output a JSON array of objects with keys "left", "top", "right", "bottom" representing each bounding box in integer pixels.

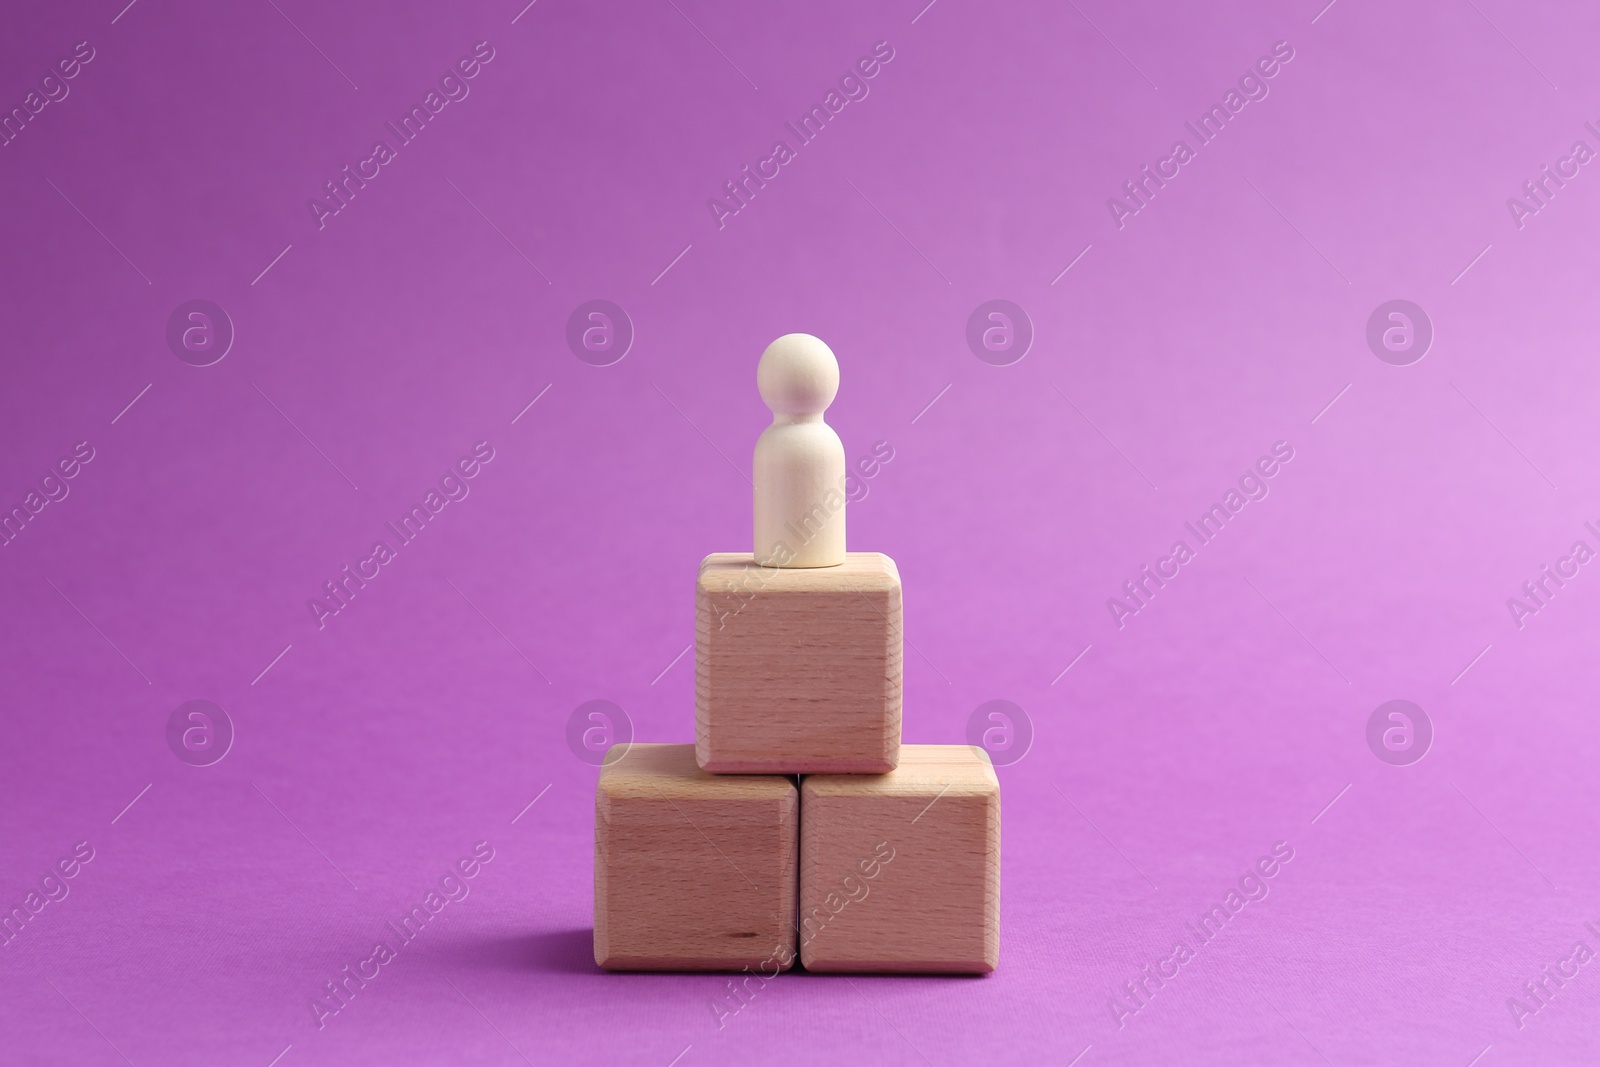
[
  {"left": 594, "top": 744, "right": 798, "bottom": 971},
  {"left": 696, "top": 551, "right": 901, "bottom": 774},
  {"left": 799, "top": 745, "right": 1000, "bottom": 974}
]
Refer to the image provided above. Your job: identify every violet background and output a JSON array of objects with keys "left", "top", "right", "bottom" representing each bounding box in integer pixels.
[{"left": 3, "top": 0, "right": 1599, "bottom": 1063}]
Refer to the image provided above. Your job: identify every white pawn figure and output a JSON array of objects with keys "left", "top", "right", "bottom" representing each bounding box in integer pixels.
[{"left": 754, "top": 333, "right": 846, "bottom": 568}]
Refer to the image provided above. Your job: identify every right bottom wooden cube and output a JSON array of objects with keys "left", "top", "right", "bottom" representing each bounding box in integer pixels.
[{"left": 799, "top": 744, "right": 1000, "bottom": 974}]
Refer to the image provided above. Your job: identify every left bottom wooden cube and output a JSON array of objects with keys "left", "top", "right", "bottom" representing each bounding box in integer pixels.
[{"left": 594, "top": 744, "right": 798, "bottom": 971}]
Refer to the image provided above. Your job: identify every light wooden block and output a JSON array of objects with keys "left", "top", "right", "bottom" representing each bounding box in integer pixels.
[
  {"left": 799, "top": 745, "right": 999, "bottom": 974},
  {"left": 696, "top": 551, "right": 901, "bottom": 774},
  {"left": 594, "top": 744, "right": 798, "bottom": 971}
]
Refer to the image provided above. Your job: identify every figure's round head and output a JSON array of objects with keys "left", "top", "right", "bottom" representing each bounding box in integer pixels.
[{"left": 757, "top": 333, "right": 839, "bottom": 416}]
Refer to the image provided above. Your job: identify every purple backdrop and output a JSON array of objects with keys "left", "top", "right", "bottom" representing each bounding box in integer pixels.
[{"left": 4, "top": 0, "right": 1599, "bottom": 1063}]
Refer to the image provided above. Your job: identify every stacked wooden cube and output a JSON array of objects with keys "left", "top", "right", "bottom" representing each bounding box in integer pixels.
[{"left": 593, "top": 550, "right": 1001, "bottom": 974}]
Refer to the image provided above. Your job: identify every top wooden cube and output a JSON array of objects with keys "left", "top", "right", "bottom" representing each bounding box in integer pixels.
[{"left": 696, "top": 552, "right": 902, "bottom": 774}]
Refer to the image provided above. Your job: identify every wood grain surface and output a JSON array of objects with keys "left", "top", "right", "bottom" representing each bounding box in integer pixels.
[
  {"left": 696, "top": 551, "right": 902, "bottom": 774},
  {"left": 798, "top": 745, "right": 1000, "bottom": 974},
  {"left": 594, "top": 744, "right": 798, "bottom": 971}
]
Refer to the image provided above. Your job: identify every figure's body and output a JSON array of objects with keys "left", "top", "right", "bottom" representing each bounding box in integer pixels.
[{"left": 753, "top": 333, "right": 845, "bottom": 568}]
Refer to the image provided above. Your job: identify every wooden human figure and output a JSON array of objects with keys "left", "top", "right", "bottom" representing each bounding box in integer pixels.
[{"left": 753, "top": 333, "right": 846, "bottom": 568}]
